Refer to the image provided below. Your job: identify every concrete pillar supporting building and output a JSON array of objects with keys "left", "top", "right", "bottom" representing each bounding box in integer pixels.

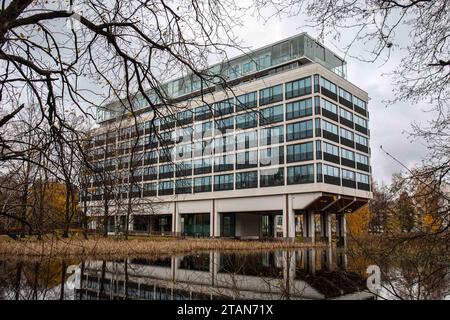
[
  {"left": 173, "top": 202, "right": 182, "bottom": 235},
  {"left": 304, "top": 248, "right": 316, "bottom": 275},
  {"left": 282, "top": 250, "right": 297, "bottom": 297},
  {"left": 302, "top": 210, "right": 315, "bottom": 243},
  {"left": 336, "top": 213, "right": 347, "bottom": 247},
  {"left": 127, "top": 215, "right": 134, "bottom": 231},
  {"left": 320, "top": 212, "right": 332, "bottom": 244},
  {"left": 320, "top": 246, "right": 333, "bottom": 271},
  {"left": 212, "top": 200, "right": 220, "bottom": 238},
  {"left": 283, "top": 194, "right": 296, "bottom": 240}
]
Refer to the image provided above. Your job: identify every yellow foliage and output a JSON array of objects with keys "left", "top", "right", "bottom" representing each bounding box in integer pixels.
[{"left": 347, "top": 204, "right": 371, "bottom": 236}]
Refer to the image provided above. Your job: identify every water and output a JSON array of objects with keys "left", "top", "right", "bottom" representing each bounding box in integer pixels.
[{"left": 0, "top": 246, "right": 449, "bottom": 300}]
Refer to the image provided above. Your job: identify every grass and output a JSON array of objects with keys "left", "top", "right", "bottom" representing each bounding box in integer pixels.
[{"left": 0, "top": 235, "right": 325, "bottom": 259}]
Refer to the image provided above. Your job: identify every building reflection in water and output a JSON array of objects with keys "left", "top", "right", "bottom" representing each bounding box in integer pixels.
[{"left": 68, "top": 247, "right": 373, "bottom": 300}]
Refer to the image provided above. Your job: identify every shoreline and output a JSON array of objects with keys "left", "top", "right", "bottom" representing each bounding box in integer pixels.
[{"left": 0, "top": 237, "right": 326, "bottom": 259}]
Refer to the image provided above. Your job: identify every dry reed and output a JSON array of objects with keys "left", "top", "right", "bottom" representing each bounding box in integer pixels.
[{"left": 0, "top": 237, "right": 325, "bottom": 259}]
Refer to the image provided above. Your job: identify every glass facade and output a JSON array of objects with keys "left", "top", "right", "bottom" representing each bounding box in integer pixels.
[{"left": 88, "top": 67, "right": 370, "bottom": 202}]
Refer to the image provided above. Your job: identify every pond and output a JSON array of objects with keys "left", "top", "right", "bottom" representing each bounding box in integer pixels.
[{"left": 0, "top": 246, "right": 449, "bottom": 300}]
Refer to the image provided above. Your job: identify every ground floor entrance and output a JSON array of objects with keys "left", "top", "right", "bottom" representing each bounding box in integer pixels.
[
  {"left": 132, "top": 215, "right": 172, "bottom": 234},
  {"left": 219, "top": 212, "right": 281, "bottom": 239},
  {"left": 181, "top": 213, "right": 210, "bottom": 237}
]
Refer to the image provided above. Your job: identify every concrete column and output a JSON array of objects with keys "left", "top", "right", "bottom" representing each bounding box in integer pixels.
[
  {"left": 282, "top": 250, "right": 296, "bottom": 297},
  {"left": 336, "top": 213, "right": 347, "bottom": 247},
  {"left": 283, "top": 194, "right": 296, "bottom": 240},
  {"left": 320, "top": 245, "right": 333, "bottom": 271},
  {"left": 336, "top": 246, "right": 348, "bottom": 270},
  {"left": 320, "top": 212, "right": 332, "bottom": 244},
  {"left": 128, "top": 215, "right": 134, "bottom": 231},
  {"left": 173, "top": 202, "right": 182, "bottom": 235},
  {"left": 302, "top": 211, "right": 315, "bottom": 243},
  {"left": 212, "top": 251, "right": 220, "bottom": 286},
  {"left": 304, "top": 248, "right": 316, "bottom": 275},
  {"left": 212, "top": 199, "right": 220, "bottom": 237}
]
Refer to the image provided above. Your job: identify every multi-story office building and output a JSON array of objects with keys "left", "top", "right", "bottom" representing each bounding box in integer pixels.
[{"left": 84, "top": 33, "right": 372, "bottom": 243}]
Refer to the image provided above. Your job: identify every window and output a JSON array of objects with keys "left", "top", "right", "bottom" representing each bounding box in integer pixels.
[
  {"left": 356, "top": 153, "right": 369, "bottom": 165},
  {"left": 260, "top": 146, "right": 284, "bottom": 166},
  {"left": 286, "top": 120, "right": 313, "bottom": 141},
  {"left": 353, "top": 96, "right": 367, "bottom": 110},
  {"left": 260, "top": 125, "right": 284, "bottom": 145},
  {"left": 143, "top": 182, "right": 157, "bottom": 196},
  {"left": 159, "top": 147, "right": 174, "bottom": 162},
  {"left": 228, "top": 64, "right": 241, "bottom": 79},
  {"left": 260, "top": 104, "right": 284, "bottom": 125},
  {"left": 143, "top": 166, "right": 158, "bottom": 180},
  {"left": 236, "top": 171, "right": 258, "bottom": 189},
  {"left": 236, "top": 92, "right": 257, "bottom": 111},
  {"left": 194, "top": 158, "right": 212, "bottom": 174},
  {"left": 144, "top": 135, "right": 158, "bottom": 148},
  {"left": 355, "top": 133, "right": 368, "bottom": 146},
  {"left": 177, "top": 110, "right": 193, "bottom": 124},
  {"left": 243, "top": 61, "right": 255, "bottom": 74},
  {"left": 160, "top": 115, "right": 175, "bottom": 130},
  {"left": 287, "top": 164, "right": 314, "bottom": 185},
  {"left": 286, "top": 98, "right": 312, "bottom": 120},
  {"left": 256, "top": 54, "right": 271, "bottom": 70},
  {"left": 193, "top": 121, "right": 212, "bottom": 139},
  {"left": 132, "top": 168, "right": 143, "bottom": 179},
  {"left": 320, "top": 77, "right": 337, "bottom": 94},
  {"left": 322, "top": 120, "right": 338, "bottom": 135},
  {"left": 342, "top": 169, "right": 355, "bottom": 181},
  {"left": 144, "top": 151, "right": 158, "bottom": 164},
  {"left": 322, "top": 98, "right": 338, "bottom": 114},
  {"left": 260, "top": 168, "right": 284, "bottom": 187},
  {"left": 176, "top": 161, "right": 192, "bottom": 177},
  {"left": 236, "top": 151, "right": 258, "bottom": 169},
  {"left": 340, "top": 127, "right": 354, "bottom": 141},
  {"left": 194, "top": 176, "right": 211, "bottom": 193},
  {"left": 214, "top": 99, "right": 234, "bottom": 116},
  {"left": 287, "top": 142, "right": 313, "bottom": 162},
  {"left": 176, "top": 143, "right": 192, "bottom": 160},
  {"left": 214, "top": 154, "right": 234, "bottom": 172},
  {"left": 236, "top": 112, "right": 257, "bottom": 129},
  {"left": 259, "top": 84, "right": 283, "bottom": 106},
  {"left": 176, "top": 178, "right": 192, "bottom": 194},
  {"left": 340, "top": 107, "right": 353, "bottom": 122},
  {"left": 354, "top": 115, "right": 367, "bottom": 128},
  {"left": 285, "top": 77, "right": 312, "bottom": 99},
  {"left": 214, "top": 174, "right": 234, "bottom": 191},
  {"left": 323, "top": 142, "right": 339, "bottom": 156},
  {"left": 193, "top": 140, "right": 213, "bottom": 157},
  {"left": 341, "top": 148, "right": 355, "bottom": 161},
  {"left": 339, "top": 88, "right": 352, "bottom": 102},
  {"left": 215, "top": 116, "right": 234, "bottom": 132},
  {"left": 357, "top": 173, "right": 370, "bottom": 184},
  {"left": 160, "top": 130, "right": 174, "bottom": 145},
  {"left": 159, "top": 164, "right": 174, "bottom": 178},
  {"left": 214, "top": 135, "right": 235, "bottom": 154},
  {"left": 236, "top": 130, "right": 258, "bottom": 150},
  {"left": 323, "top": 164, "right": 340, "bottom": 177},
  {"left": 158, "top": 180, "right": 174, "bottom": 195},
  {"left": 195, "top": 105, "right": 213, "bottom": 121}
]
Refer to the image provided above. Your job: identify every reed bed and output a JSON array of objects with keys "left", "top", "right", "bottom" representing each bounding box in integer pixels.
[{"left": 0, "top": 237, "right": 324, "bottom": 259}]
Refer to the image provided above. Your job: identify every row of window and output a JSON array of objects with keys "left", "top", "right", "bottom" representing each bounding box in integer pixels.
[
  {"left": 93, "top": 116, "right": 369, "bottom": 165},
  {"left": 86, "top": 164, "right": 371, "bottom": 199},
  {"left": 92, "top": 74, "right": 367, "bottom": 143}
]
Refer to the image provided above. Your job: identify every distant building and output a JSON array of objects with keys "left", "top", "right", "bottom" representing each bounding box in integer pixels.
[{"left": 83, "top": 33, "right": 372, "bottom": 243}]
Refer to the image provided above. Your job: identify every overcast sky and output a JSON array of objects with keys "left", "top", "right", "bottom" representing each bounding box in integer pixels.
[{"left": 229, "top": 12, "right": 434, "bottom": 186}]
